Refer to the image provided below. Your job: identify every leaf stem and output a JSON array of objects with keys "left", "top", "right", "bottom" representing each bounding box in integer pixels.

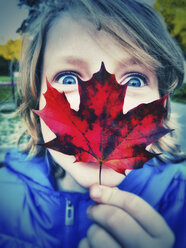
[{"left": 99, "top": 161, "right": 102, "bottom": 185}]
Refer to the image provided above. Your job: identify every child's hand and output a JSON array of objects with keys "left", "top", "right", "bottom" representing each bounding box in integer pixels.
[{"left": 79, "top": 184, "right": 175, "bottom": 248}]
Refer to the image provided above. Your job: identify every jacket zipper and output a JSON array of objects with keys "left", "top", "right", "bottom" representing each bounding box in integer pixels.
[{"left": 65, "top": 199, "right": 74, "bottom": 226}]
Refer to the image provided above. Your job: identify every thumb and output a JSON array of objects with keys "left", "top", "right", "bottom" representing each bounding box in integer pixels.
[
  {"left": 90, "top": 184, "right": 119, "bottom": 204},
  {"left": 89, "top": 184, "right": 171, "bottom": 238}
]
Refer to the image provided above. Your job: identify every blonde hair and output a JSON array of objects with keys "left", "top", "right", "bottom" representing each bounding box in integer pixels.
[{"left": 18, "top": 0, "right": 185, "bottom": 162}]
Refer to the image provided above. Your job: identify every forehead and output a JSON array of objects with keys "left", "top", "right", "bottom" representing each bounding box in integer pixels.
[
  {"left": 45, "top": 13, "right": 138, "bottom": 61},
  {"left": 43, "top": 12, "right": 157, "bottom": 74},
  {"left": 46, "top": 13, "right": 115, "bottom": 51}
]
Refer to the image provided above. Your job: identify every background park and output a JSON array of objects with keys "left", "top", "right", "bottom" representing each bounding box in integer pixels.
[{"left": 0, "top": 0, "right": 186, "bottom": 162}]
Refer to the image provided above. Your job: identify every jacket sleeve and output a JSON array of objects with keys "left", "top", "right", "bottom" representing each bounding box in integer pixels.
[
  {"left": 0, "top": 233, "right": 40, "bottom": 248},
  {"left": 0, "top": 166, "right": 41, "bottom": 247},
  {"left": 158, "top": 165, "right": 186, "bottom": 248}
]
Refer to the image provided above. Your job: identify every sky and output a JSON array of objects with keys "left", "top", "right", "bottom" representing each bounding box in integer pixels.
[
  {"left": 0, "top": 0, "right": 28, "bottom": 44},
  {"left": 0, "top": 0, "right": 155, "bottom": 45}
]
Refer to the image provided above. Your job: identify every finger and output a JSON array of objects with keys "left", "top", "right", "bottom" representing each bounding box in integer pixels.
[
  {"left": 78, "top": 238, "right": 91, "bottom": 248},
  {"left": 89, "top": 184, "right": 171, "bottom": 238},
  {"left": 86, "top": 224, "right": 122, "bottom": 248},
  {"left": 87, "top": 204, "right": 154, "bottom": 247}
]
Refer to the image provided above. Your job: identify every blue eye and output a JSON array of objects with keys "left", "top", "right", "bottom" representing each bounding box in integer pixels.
[
  {"left": 55, "top": 73, "right": 78, "bottom": 85},
  {"left": 128, "top": 77, "right": 144, "bottom": 87},
  {"left": 121, "top": 74, "right": 147, "bottom": 87}
]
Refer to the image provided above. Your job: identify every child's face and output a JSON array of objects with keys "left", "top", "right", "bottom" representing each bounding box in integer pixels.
[{"left": 40, "top": 13, "right": 160, "bottom": 188}]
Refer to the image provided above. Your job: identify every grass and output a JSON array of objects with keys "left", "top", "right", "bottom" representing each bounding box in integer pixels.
[
  {"left": 0, "top": 75, "right": 19, "bottom": 83},
  {"left": 0, "top": 76, "right": 11, "bottom": 82},
  {"left": 0, "top": 85, "right": 17, "bottom": 102},
  {"left": 0, "top": 75, "right": 19, "bottom": 102},
  {"left": 0, "top": 86, "right": 13, "bottom": 101}
]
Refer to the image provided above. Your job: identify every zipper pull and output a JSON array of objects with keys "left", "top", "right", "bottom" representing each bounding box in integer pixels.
[{"left": 65, "top": 199, "right": 74, "bottom": 226}]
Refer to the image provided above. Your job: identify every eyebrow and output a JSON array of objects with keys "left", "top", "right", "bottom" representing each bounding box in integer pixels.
[
  {"left": 62, "top": 56, "right": 90, "bottom": 76},
  {"left": 117, "top": 58, "right": 140, "bottom": 68},
  {"left": 54, "top": 55, "right": 143, "bottom": 78},
  {"left": 63, "top": 56, "right": 139, "bottom": 69}
]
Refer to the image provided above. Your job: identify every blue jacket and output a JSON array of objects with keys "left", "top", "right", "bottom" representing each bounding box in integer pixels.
[{"left": 0, "top": 149, "right": 186, "bottom": 248}]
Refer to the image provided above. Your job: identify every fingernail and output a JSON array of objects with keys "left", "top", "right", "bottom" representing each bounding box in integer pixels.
[
  {"left": 86, "top": 204, "right": 96, "bottom": 219},
  {"left": 90, "top": 184, "right": 102, "bottom": 199},
  {"left": 87, "top": 206, "right": 93, "bottom": 219}
]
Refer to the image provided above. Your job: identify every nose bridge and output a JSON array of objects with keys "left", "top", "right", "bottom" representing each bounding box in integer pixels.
[
  {"left": 89, "top": 54, "right": 117, "bottom": 77},
  {"left": 89, "top": 31, "right": 125, "bottom": 76},
  {"left": 102, "top": 60, "right": 117, "bottom": 75}
]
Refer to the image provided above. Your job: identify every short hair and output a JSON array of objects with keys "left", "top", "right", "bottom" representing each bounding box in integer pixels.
[{"left": 18, "top": 0, "right": 185, "bottom": 162}]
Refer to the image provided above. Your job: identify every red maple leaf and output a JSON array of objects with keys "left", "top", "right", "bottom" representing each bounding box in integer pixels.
[{"left": 34, "top": 63, "right": 170, "bottom": 183}]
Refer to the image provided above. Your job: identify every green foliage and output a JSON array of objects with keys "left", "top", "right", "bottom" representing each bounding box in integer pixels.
[
  {"left": 154, "top": 0, "right": 186, "bottom": 56},
  {"left": 171, "top": 83, "right": 186, "bottom": 103}
]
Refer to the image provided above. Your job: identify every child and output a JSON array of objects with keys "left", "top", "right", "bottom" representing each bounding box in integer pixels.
[{"left": 0, "top": 0, "right": 185, "bottom": 247}]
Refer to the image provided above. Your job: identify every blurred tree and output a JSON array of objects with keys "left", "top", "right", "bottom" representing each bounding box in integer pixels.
[
  {"left": 0, "top": 56, "right": 9, "bottom": 76},
  {"left": 0, "top": 39, "right": 21, "bottom": 103},
  {"left": 0, "top": 39, "right": 21, "bottom": 61},
  {"left": 154, "top": 0, "right": 186, "bottom": 57}
]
